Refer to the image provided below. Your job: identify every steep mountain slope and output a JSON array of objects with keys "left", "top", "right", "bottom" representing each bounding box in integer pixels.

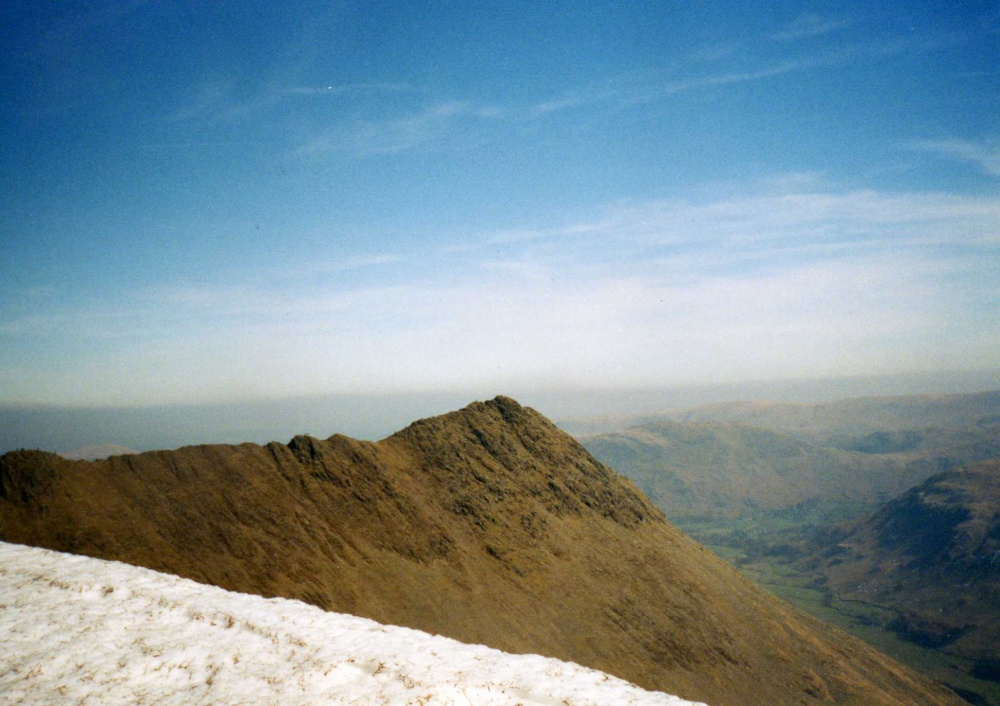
[
  {"left": 0, "top": 397, "right": 963, "bottom": 706},
  {"left": 808, "top": 459, "right": 1000, "bottom": 668}
]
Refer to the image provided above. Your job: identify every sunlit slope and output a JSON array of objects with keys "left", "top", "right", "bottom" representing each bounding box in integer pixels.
[{"left": 0, "top": 397, "right": 963, "bottom": 706}]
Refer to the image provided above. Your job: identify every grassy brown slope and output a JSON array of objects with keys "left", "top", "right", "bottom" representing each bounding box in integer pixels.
[{"left": 0, "top": 397, "right": 962, "bottom": 706}]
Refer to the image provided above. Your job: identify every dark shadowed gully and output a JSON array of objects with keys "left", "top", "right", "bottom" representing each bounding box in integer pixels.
[{"left": 0, "top": 397, "right": 964, "bottom": 706}]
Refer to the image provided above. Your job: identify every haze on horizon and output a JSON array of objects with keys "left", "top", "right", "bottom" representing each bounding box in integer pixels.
[{"left": 2, "top": 3, "right": 999, "bottom": 413}]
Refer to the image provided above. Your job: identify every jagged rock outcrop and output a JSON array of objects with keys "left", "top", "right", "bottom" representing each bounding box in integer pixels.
[{"left": 0, "top": 396, "right": 964, "bottom": 706}]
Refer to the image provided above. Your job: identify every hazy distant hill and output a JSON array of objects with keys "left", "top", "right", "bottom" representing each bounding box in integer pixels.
[
  {"left": 0, "top": 397, "right": 962, "bottom": 706},
  {"left": 807, "top": 459, "right": 1000, "bottom": 669},
  {"left": 579, "top": 391, "right": 1000, "bottom": 522},
  {"left": 581, "top": 420, "right": 915, "bottom": 520},
  {"left": 559, "top": 390, "right": 1000, "bottom": 439},
  {"left": 672, "top": 390, "right": 1000, "bottom": 445},
  {"left": 59, "top": 444, "right": 138, "bottom": 461}
]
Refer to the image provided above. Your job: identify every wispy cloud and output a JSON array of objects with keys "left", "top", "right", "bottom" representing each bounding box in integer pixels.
[
  {"left": 283, "top": 29, "right": 899, "bottom": 160},
  {"left": 770, "top": 14, "right": 853, "bottom": 42},
  {"left": 293, "top": 57, "right": 832, "bottom": 158},
  {"left": 281, "top": 21, "right": 936, "bottom": 163},
  {"left": 268, "top": 254, "right": 407, "bottom": 281},
  {"left": 6, "top": 184, "right": 997, "bottom": 406},
  {"left": 525, "top": 85, "right": 623, "bottom": 117},
  {"left": 522, "top": 57, "right": 837, "bottom": 118},
  {"left": 460, "top": 188, "right": 1000, "bottom": 267},
  {"left": 297, "top": 100, "right": 503, "bottom": 157},
  {"left": 316, "top": 254, "right": 405, "bottom": 271},
  {"left": 661, "top": 60, "right": 826, "bottom": 94},
  {"left": 282, "top": 83, "right": 418, "bottom": 97},
  {"left": 910, "top": 138, "right": 1000, "bottom": 177},
  {"left": 167, "top": 80, "right": 379, "bottom": 126},
  {"left": 167, "top": 76, "right": 244, "bottom": 124},
  {"left": 0, "top": 314, "right": 62, "bottom": 337}
]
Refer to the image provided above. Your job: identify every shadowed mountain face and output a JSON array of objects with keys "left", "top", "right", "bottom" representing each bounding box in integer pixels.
[
  {"left": 0, "top": 397, "right": 963, "bottom": 706},
  {"left": 809, "top": 459, "right": 1000, "bottom": 666}
]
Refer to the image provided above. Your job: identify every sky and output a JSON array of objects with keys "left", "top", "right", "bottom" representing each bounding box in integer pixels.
[
  {"left": 2, "top": 1, "right": 999, "bottom": 411},
  {"left": 1, "top": 541, "right": 702, "bottom": 705}
]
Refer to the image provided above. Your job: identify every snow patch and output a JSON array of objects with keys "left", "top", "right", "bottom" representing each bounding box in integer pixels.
[{"left": 0, "top": 541, "right": 706, "bottom": 705}]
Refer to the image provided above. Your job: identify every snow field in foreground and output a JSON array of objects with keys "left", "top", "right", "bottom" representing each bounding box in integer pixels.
[{"left": 0, "top": 541, "right": 706, "bottom": 705}]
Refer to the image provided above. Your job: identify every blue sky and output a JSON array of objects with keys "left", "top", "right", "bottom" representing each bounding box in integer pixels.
[{"left": 2, "top": 1, "right": 999, "bottom": 408}]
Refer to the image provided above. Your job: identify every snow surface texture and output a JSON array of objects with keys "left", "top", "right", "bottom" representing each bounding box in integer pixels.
[{"left": 0, "top": 541, "right": 706, "bottom": 705}]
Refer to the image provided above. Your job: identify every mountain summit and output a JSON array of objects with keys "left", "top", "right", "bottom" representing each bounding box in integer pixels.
[{"left": 0, "top": 396, "right": 963, "bottom": 706}]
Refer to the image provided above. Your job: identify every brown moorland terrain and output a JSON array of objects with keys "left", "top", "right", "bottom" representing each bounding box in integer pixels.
[{"left": 0, "top": 397, "right": 964, "bottom": 706}]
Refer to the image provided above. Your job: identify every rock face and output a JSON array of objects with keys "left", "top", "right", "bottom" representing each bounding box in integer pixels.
[
  {"left": 0, "top": 397, "right": 963, "bottom": 706},
  {"left": 811, "top": 459, "right": 1000, "bottom": 665}
]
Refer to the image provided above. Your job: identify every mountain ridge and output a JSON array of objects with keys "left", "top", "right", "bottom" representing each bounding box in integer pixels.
[{"left": 0, "top": 396, "right": 964, "bottom": 706}]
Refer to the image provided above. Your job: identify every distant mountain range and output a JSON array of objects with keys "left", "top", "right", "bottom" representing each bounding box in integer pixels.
[
  {"left": 0, "top": 397, "right": 962, "bottom": 706},
  {"left": 579, "top": 391, "right": 1000, "bottom": 521},
  {"left": 668, "top": 391, "right": 1000, "bottom": 442},
  {"left": 59, "top": 443, "right": 138, "bottom": 461}
]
